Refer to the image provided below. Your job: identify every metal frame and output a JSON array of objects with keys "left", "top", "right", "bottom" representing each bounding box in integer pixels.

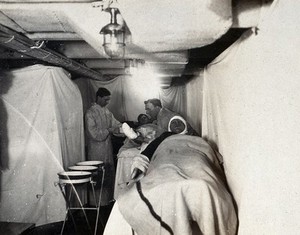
[{"left": 57, "top": 165, "right": 105, "bottom": 235}]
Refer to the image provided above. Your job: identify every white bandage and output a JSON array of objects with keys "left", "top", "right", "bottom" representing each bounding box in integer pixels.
[
  {"left": 122, "top": 122, "right": 138, "bottom": 139},
  {"left": 168, "top": 115, "right": 188, "bottom": 134}
]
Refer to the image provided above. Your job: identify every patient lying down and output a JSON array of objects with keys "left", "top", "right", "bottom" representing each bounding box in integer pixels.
[
  {"left": 105, "top": 119, "right": 237, "bottom": 235},
  {"left": 122, "top": 115, "right": 191, "bottom": 184}
]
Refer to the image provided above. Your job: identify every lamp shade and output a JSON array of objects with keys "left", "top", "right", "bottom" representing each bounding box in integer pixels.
[{"left": 100, "top": 8, "right": 125, "bottom": 58}]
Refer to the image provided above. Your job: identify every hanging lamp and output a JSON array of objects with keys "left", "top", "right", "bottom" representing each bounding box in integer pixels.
[{"left": 100, "top": 8, "right": 125, "bottom": 59}]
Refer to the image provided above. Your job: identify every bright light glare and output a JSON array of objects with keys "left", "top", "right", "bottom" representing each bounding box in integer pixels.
[{"left": 129, "top": 65, "right": 160, "bottom": 99}]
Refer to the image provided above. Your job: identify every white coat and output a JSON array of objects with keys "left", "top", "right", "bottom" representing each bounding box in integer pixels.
[{"left": 85, "top": 103, "right": 121, "bottom": 205}]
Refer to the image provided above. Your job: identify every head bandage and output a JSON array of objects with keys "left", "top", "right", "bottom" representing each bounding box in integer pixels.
[{"left": 168, "top": 116, "right": 187, "bottom": 134}]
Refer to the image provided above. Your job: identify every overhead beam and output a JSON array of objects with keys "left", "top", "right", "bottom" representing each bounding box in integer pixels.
[
  {"left": 94, "top": 68, "right": 126, "bottom": 75},
  {"left": 55, "top": 41, "right": 189, "bottom": 63},
  {"left": 0, "top": 24, "right": 108, "bottom": 81},
  {"left": 26, "top": 32, "right": 82, "bottom": 41},
  {"left": 83, "top": 59, "right": 126, "bottom": 69}
]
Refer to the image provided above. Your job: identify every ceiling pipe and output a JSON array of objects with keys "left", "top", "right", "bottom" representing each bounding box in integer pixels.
[{"left": 0, "top": 24, "right": 107, "bottom": 81}]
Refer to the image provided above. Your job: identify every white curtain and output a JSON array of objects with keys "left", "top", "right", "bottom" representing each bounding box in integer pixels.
[
  {"left": 159, "top": 85, "right": 186, "bottom": 115},
  {"left": 185, "top": 72, "right": 204, "bottom": 135},
  {"left": 0, "top": 65, "right": 85, "bottom": 225},
  {"left": 202, "top": 0, "right": 300, "bottom": 234},
  {"left": 74, "top": 76, "right": 125, "bottom": 120},
  {"left": 75, "top": 75, "right": 188, "bottom": 124}
]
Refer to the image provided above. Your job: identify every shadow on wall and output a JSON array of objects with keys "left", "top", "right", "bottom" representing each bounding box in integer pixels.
[{"left": 0, "top": 71, "right": 13, "bottom": 201}]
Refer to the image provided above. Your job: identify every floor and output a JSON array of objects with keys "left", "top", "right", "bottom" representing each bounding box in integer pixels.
[
  {"left": 26, "top": 205, "right": 113, "bottom": 235},
  {"left": 0, "top": 222, "right": 35, "bottom": 235}
]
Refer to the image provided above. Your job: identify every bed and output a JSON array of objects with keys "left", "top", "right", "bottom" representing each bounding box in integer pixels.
[
  {"left": 113, "top": 139, "right": 141, "bottom": 198},
  {"left": 106, "top": 134, "right": 237, "bottom": 235}
]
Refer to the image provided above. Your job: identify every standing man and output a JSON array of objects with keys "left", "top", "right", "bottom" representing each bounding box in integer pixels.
[{"left": 85, "top": 87, "right": 121, "bottom": 221}]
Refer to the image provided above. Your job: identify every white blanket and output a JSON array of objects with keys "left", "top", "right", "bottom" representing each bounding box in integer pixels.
[{"left": 117, "top": 135, "right": 237, "bottom": 235}]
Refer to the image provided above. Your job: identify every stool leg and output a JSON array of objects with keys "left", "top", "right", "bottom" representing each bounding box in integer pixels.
[
  {"left": 67, "top": 186, "right": 79, "bottom": 233},
  {"left": 59, "top": 184, "right": 79, "bottom": 235},
  {"left": 60, "top": 212, "right": 67, "bottom": 235},
  {"left": 72, "top": 183, "right": 94, "bottom": 235},
  {"left": 58, "top": 183, "right": 68, "bottom": 235},
  {"left": 91, "top": 181, "right": 97, "bottom": 207},
  {"left": 90, "top": 181, "right": 98, "bottom": 235},
  {"left": 97, "top": 167, "right": 105, "bottom": 207},
  {"left": 94, "top": 167, "right": 105, "bottom": 235}
]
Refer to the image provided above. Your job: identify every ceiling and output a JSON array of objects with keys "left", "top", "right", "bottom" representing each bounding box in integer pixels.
[{"left": 0, "top": 0, "right": 266, "bottom": 87}]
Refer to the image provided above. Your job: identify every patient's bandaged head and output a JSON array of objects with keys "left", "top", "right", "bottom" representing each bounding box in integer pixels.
[
  {"left": 136, "top": 124, "right": 159, "bottom": 142},
  {"left": 168, "top": 116, "right": 188, "bottom": 134}
]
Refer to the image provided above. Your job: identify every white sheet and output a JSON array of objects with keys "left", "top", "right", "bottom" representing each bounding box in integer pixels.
[
  {"left": 114, "top": 143, "right": 140, "bottom": 199},
  {"left": 104, "top": 201, "right": 134, "bottom": 235},
  {"left": 0, "top": 65, "right": 85, "bottom": 225},
  {"left": 202, "top": 0, "right": 300, "bottom": 234},
  {"left": 115, "top": 135, "right": 237, "bottom": 235}
]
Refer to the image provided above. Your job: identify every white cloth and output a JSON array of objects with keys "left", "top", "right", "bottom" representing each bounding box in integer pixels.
[
  {"left": 0, "top": 65, "right": 84, "bottom": 225},
  {"left": 202, "top": 1, "right": 300, "bottom": 234},
  {"left": 103, "top": 201, "right": 134, "bottom": 235},
  {"left": 118, "top": 135, "right": 237, "bottom": 235},
  {"left": 114, "top": 147, "right": 140, "bottom": 199}
]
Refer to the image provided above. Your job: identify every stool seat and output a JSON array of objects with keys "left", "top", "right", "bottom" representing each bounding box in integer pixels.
[
  {"left": 58, "top": 171, "right": 92, "bottom": 184},
  {"left": 58, "top": 171, "right": 91, "bottom": 180},
  {"left": 76, "top": 160, "right": 104, "bottom": 167},
  {"left": 58, "top": 177, "right": 91, "bottom": 184},
  {"left": 68, "top": 165, "right": 98, "bottom": 172}
]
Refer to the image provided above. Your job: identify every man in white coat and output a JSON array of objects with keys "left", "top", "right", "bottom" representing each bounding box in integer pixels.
[{"left": 85, "top": 87, "right": 121, "bottom": 223}]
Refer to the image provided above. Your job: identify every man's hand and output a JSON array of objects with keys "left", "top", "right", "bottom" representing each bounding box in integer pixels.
[
  {"left": 108, "top": 126, "right": 120, "bottom": 134},
  {"left": 130, "top": 154, "right": 150, "bottom": 179}
]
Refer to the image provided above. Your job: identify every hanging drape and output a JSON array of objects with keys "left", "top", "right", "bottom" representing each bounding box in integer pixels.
[
  {"left": 75, "top": 75, "right": 187, "bottom": 123},
  {"left": 0, "top": 65, "right": 85, "bottom": 225},
  {"left": 159, "top": 85, "right": 186, "bottom": 116},
  {"left": 185, "top": 71, "right": 204, "bottom": 135},
  {"left": 201, "top": 0, "right": 300, "bottom": 234}
]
